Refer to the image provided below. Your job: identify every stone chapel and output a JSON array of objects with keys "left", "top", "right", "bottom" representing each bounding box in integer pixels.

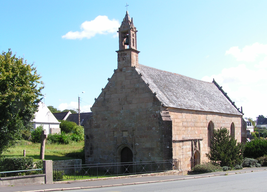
[{"left": 84, "top": 12, "right": 245, "bottom": 172}]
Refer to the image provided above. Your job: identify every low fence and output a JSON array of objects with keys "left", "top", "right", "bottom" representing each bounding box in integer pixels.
[
  {"left": 0, "top": 169, "right": 45, "bottom": 186},
  {"left": 0, "top": 168, "right": 43, "bottom": 177},
  {"left": 53, "top": 159, "right": 180, "bottom": 181},
  {"left": 0, "top": 160, "right": 53, "bottom": 186}
]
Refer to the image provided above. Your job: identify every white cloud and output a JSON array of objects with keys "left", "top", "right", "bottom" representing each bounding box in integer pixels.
[
  {"left": 225, "top": 42, "right": 267, "bottom": 62},
  {"left": 58, "top": 102, "right": 78, "bottom": 111},
  {"left": 58, "top": 102, "right": 91, "bottom": 112},
  {"left": 62, "top": 15, "right": 120, "bottom": 40},
  {"left": 81, "top": 105, "right": 92, "bottom": 112},
  {"left": 203, "top": 43, "right": 267, "bottom": 119}
]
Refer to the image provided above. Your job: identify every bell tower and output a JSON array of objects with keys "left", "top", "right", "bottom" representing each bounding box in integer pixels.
[{"left": 117, "top": 11, "right": 140, "bottom": 69}]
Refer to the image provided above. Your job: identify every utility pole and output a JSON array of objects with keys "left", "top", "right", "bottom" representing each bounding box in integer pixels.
[{"left": 78, "top": 96, "right": 80, "bottom": 126}]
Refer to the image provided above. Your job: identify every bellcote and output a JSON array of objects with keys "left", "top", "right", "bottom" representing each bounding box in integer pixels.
[
  {"left": 117, "top": 11, "right": 139, "bottom": 69},
  {"left": 118, "top": 11, "right": 138, "bottom": 50}
]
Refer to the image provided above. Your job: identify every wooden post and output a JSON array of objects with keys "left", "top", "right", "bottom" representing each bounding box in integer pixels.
[
  {"left": 40, "top": 130, "right": 47, "bottom": 160},
  {"left": 23, "top": 149, "right": 26, "bottom": 157}
]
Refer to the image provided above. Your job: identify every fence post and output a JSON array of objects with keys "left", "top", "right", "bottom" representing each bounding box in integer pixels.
[{"left": 43, "top": 160, "right": 53, "bottom": 184}]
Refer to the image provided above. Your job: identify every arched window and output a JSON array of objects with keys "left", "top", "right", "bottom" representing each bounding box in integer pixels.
[
  {"left": 230, "top": 123, "right": 235, "bottom": 138},
  {"left": 208, "top": 121, "right": 214, "bottom": 147}
]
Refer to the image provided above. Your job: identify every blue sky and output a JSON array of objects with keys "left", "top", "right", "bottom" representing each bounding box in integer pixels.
[{"left": 1, "top": 0, "right": 267, "bottom": 119}]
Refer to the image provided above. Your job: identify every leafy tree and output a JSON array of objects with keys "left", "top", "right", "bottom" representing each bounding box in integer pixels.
[
  {"left": 31, "top": 126, "right": 44, "bottom": 143},
  {"left": 0, "top": 49, "right": 43, "bottom": 155},
  {"left": 59, "top": 120, "right": 77, "bottom": 133},
  {"left": 206, "top": 128, "right": 244, "bottom": 167},
  {"left": 257, "top": 115, "right": 266, "bottom": 125},
  {"left": 62, "top": 109, "right": 77, "bottom": 114},
  {"left": 48, "top": 106, "right": 61, "bottom": 113},
  {"left": 248, "top": 118, "right": 259, "bottom": 139}
]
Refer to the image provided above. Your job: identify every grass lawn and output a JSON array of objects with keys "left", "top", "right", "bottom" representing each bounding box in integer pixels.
[{"left": 1, "top": 140, "right": 84, "bottom": 162}]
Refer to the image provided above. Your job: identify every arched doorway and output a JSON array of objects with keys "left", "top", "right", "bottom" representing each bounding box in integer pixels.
[
  {"left": 120, "top": 147, "right": 133, "bottom": 173},
  {"left": 194, "top": 151, "right": 200, "bottom": 167},
  {"left": 191, "top": 150, "right": 201, "bottom": 169},
  {"left": 121, "top": 147, "right": 133, "bottom": 162}
]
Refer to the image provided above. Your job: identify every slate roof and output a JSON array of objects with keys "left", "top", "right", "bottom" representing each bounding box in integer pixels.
[
  {"left": 136, "top": 64, "right": 242, "bottom": 116},
  {"left": 66, "top": 113, "right": 92, "bottom": 126},
  {"left": 53, "top": 112, "right": 70, "bottom": 121}
]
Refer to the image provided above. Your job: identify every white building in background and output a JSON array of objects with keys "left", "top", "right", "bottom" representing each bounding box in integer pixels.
[{"left": 32, "top": 102, "right": 61, "bottom": 134}]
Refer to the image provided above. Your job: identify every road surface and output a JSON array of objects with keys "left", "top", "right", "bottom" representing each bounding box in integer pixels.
[{"left": 59, "top": 171, "right": 267, "bottom": 192}]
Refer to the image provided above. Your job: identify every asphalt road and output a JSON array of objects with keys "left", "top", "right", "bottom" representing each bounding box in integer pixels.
[{"left": 60, "top": 171, "right": 267, "bottom": 192}]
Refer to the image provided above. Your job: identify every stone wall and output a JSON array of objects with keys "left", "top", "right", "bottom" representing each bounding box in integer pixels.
[
  {"left": 53, "top": 159, "right": 82, "bottom": 174},
  {"left": 84, "top": 65, "right": 243, "bottom": 173},
  {"left": 169, "top": 108, "right": 242, "bottom": 172},
  {"left": 85, "top": 66, "right": 172, "bottom": 164}
]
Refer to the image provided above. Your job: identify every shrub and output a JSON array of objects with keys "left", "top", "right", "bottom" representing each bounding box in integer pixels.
[
  {"left": 192, "top": 162, "right": 222, "bottom": 173},
  {"left": 0, "top": 157, "right": 34, "bottom": 176},
  {"left": 34, "top": 160, "right": 43, "bottom": 169},
  {"left": 31, "top": 126, "right": 44, "bottom": 143},
  {"left": 60, "top": 120, "right": 77, "bottom": 133},
  {"left": 206, "top": 128, "right": 244, "bottom": 167},
  {"left": 242, "top": 157, "right": 258, "bottom": 167},
  {"left": 222, "top": 166, "right": 231, "bottom": 171},
  {"left": 72, "top": 125, "right": 84, "bottom": 141},
  {"left": 70, "top": 133, "right": 83, "bottom": 142},
  {"left": 251, "top": 132, "right": 258, "bottom": 139},
  {"left": 60, "top": 132, "right": 71, "bottom": 144},
  {"left": 257, "top": 155, "right": 267, "bottom": 166},
  {"left": 53, "top": 170, "right": 64, "bottom": 181},
  {"left": 47, "top": 132, "right": 71, "bottom": 144},
  {"left": 47, "top": 133, "right": 61, "bottom": 144},
  {"left": 256, "top": 163, "right": 261, "bottom": 167},
  {"left": 244, "top": 139, "right": 267, "bottom": 158},
  {"left": 234, "top": 165, "right": 243, "bottom": 170}
]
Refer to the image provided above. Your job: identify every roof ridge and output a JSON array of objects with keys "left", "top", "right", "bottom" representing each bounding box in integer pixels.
[{"left": 138, "top": 64, "right": 213, "bottom": 84}]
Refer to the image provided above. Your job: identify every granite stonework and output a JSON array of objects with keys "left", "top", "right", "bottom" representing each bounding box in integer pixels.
[
  {"left": 85, "top": 66, "right": 172, "bottom": 164},
  {"left": 84, "top": 11, "right": 244, "bottom": 173},
  {"left": 169, "top": 108, "right": 241, "bottom": 172}
]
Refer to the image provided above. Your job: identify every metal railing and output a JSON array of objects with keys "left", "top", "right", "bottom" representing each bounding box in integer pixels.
[
  {"left": 0, "top": 169, "right": 43, "bottom": 177},
  {"left": 53, "top": 159, "right": 180, "bottom": 181}
]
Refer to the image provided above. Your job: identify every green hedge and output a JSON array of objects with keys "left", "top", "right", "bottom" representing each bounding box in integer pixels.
[
  {"left": 0, "top": 157, "right": 43, "bottom": 176},
  {"left": 0, "top": 157, "right": 34, "bottom": 171},
  {"left": 257, "top": 155, "right": 267, "bottom": 166},
  {"left": 244, "top": 139, "right": 267, "bottom": 158}
]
